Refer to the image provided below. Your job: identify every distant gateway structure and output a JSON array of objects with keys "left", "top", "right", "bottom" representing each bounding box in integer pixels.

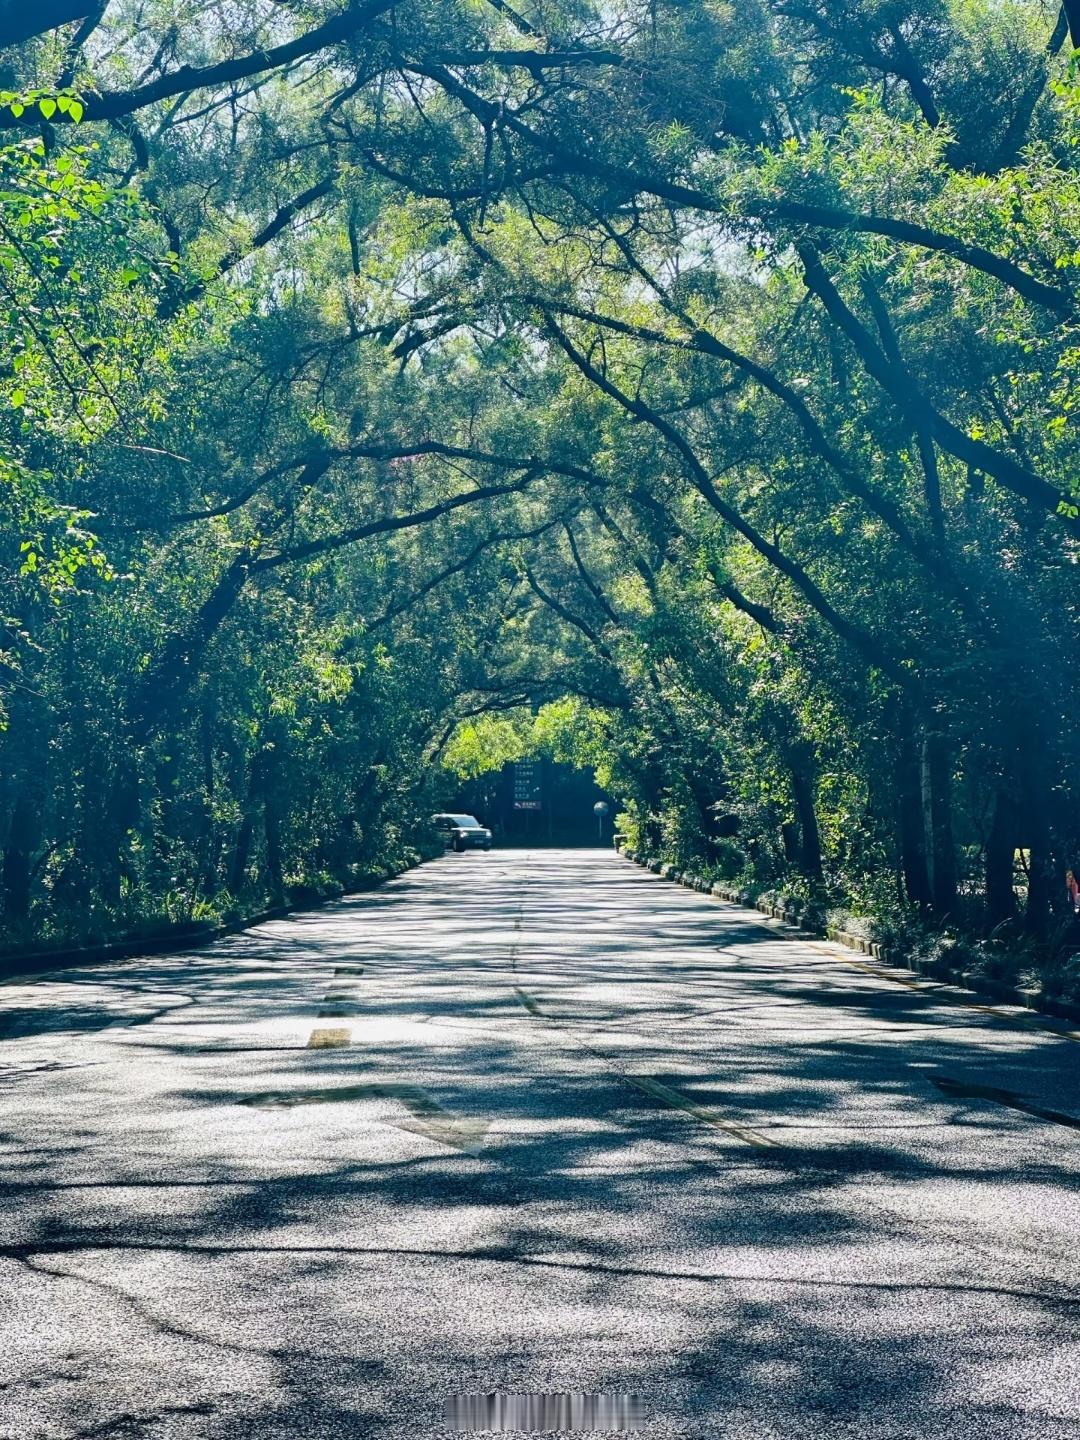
[{"left": 449, "top": 759, "right": 612, "bottom": 844}]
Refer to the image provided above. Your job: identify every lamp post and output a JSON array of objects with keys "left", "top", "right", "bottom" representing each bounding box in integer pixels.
[{"left": 593, "top": 800, "right": 609, "bottom": 843}]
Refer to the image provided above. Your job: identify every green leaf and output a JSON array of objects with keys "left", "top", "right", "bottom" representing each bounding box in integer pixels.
[
  {"left": 11, "top": 388, "right": 25, "bottom": 407},
  {"left": 68, "top": 100, "right": 84, "bottom": 123},
  {"left": 38, "top": 99, "right": 56, "bottom": 119}
]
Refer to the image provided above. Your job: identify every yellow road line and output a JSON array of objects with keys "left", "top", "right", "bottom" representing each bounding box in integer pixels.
[
  {"left": 512, "top": 986, "right": 776, "bottom": 1149},
  {"left": 805, "top": 937, "right": 1080, "bottom": 1037},
  {"left": 306, "top": 1027, "right": 351, "bottom": 1048},
  {"left": 804, "top": 943, "right": 923, "bottom": 992},
  {"left": 737, "top": 908, "right": 1080, "bottom": 1043},
  {"left": 622, "top": 1074, "right": 778, "bottom": 1149}
]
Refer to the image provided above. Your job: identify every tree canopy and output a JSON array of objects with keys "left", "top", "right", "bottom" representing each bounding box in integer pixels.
[{"left": 2, "top": 0, "right": 1080, "bottom": 984}]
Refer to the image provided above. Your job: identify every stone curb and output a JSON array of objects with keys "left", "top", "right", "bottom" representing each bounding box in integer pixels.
[
  {"left": 622, "top": 849, "right": 1080, "bottom": 1027},
  {"left": 0, "top": 860, "right": 425, "bottom": 983}
]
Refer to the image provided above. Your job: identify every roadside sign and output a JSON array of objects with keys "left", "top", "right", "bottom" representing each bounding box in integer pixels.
[{"left": 513, "top": 759, "right": 542, "bottom": 811}]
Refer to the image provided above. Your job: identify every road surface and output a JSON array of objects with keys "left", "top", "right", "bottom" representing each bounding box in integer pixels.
[{"left": 1, "top": 849, "right": 1078, "bottom": 1438}]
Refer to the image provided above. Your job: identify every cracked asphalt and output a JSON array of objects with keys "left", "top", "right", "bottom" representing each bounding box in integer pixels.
[{"left": 1, "top": 848, "right": 1078, "bottom": 1439}]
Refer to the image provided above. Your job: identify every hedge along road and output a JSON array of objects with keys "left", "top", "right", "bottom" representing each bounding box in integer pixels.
[{"left": 0, "top": 849, "right": 1078, "bottom": 1440}]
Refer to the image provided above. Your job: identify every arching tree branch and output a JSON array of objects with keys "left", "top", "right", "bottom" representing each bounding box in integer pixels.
[
  {"left": 799, "top": 246, "right": 1075, "bottom": 526},
  {"left": 0, "top": 1, "right": 399, "bottom": 126}
]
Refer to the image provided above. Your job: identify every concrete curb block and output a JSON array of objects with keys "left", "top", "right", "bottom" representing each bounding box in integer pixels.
[
  {"left": 621, "top": 849, "right": 1080, "bottom": 1027},
  {"left": 0, "top": 860, "right": 426, "bottom": 983}
]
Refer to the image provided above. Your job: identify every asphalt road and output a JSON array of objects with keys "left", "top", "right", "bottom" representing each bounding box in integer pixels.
[{"left": 1, "top": 848, "right": 1078, "bottom": 1439}]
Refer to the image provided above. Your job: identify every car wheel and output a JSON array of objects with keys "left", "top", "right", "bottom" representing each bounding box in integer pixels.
[
  {"left": 483, "top": 842, "right": 491, "bottom": 851},
  {"left": 454, "top": 837, "right": 466, "bottom": 852}
]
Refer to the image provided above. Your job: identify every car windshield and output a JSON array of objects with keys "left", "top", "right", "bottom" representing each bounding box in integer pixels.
[{"left": 449, "top": 815, "right": 481, "bottom": 828}]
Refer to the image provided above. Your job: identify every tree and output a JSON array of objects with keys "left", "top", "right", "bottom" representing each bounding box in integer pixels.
[{"left": 3, "top": 1, "right": 1080, "bottom": 974}]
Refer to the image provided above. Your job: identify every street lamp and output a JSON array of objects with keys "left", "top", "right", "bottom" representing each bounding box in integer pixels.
[{"left": 593, "top": 800, "right": 609, "bottom": 843}]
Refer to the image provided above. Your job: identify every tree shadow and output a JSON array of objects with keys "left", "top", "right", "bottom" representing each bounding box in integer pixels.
[{"left": 1, "top": 851, "right": 1078, "bottom": 1437}]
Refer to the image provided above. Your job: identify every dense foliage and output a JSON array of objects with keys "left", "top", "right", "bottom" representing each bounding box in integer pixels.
[{"left": 2, "top": 1, "right": 1080, "bottom": 986}]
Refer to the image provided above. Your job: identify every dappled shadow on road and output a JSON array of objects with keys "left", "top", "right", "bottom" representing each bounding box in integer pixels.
[{"left": 1, "top": 851, "right": 1078, "bottom": 1438}]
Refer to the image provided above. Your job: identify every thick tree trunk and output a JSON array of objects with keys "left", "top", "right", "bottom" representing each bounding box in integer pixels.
[
  {"left": 896, "top": 715, "right": 932, "bottom": 910},
  {"left": 199, "top": 706, "right": 220, "bottom": 895},
  {"left": 89, "top": 753, "right": 140, "bottom": 906},
  {"left": 985, "top": 789, "right": 1017, "bottom": 930},
  {"left": 791, "top": 768, "right": 823, "bottom": 881},
  {"left": 921, "top": 731, "right": 957, "bottom": 917},
  {"left": 688, "top": 773, "right": 719, "bottom": 851},
  {"left": 264, "top": 803, "right": 284, "bottom": 896},
  {"left": 2, "top": 793, "right": 37, "bottom": 922},
  {"left": 1022, "top": 754, "right": 1055, "bottom": 935},
  {"left": 230, "top": 814, "right": 254, "bottom": 895},
  {"left": 258, "top": 723, "right": 286, "bottom": 896}
]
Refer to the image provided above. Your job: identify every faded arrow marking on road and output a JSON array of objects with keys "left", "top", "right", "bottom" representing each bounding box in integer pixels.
[{"left": 237, "top": 1082, "right": 489, "bottom": 1154}]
